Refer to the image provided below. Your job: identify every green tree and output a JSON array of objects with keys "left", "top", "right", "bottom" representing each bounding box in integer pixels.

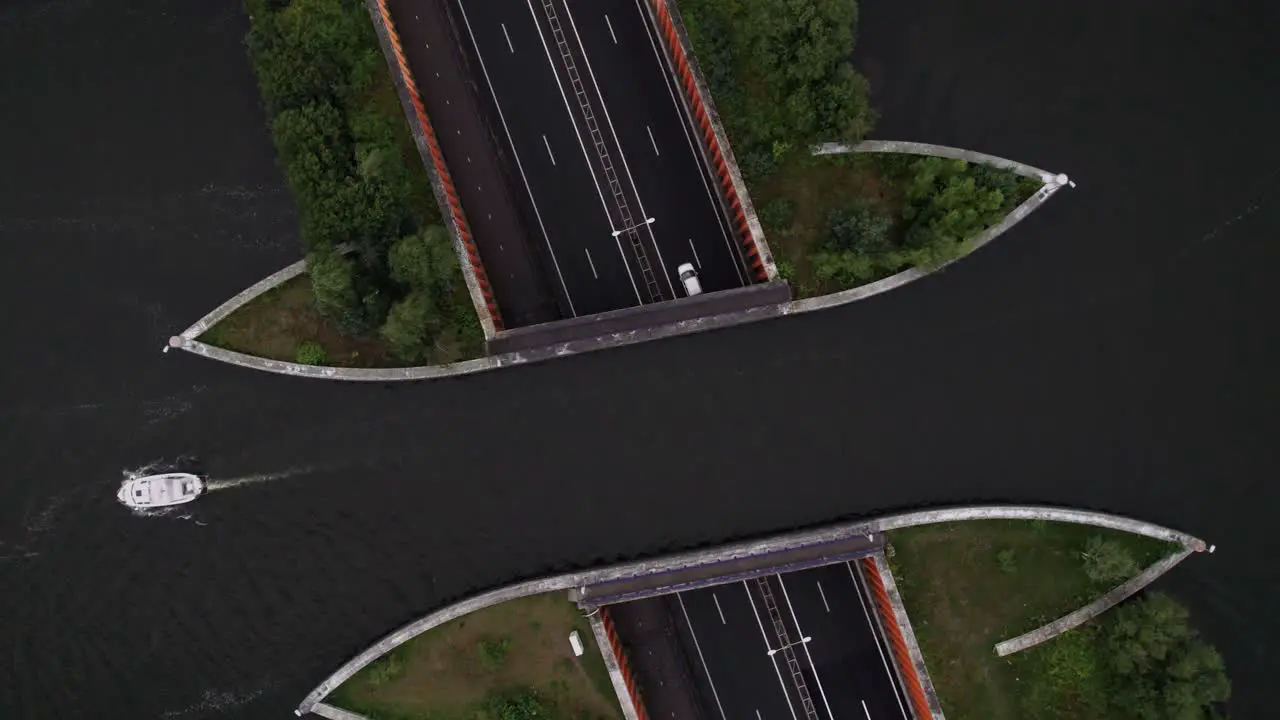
[
  {"left": 308, "top": 249, "right": 366, "bottom": 332},
  {"left": 380, "top": 289, "right": 440, "bottom": 363},
  {"left": 821, "top": 202, "right": 892, "bottom": 255},
  {"left": 388, "top": 226, "right": 458, "bottom": 293},
  {"left": 1081, "top": 535, "right": 1141, "bottom": 585},
  {"left": 253, "top": 0, "right": 376, "bottom": 112},
  {"left": 1103, "top": 593, "right": 1230, "bottom": 719},
  {"left": 270, "top": 102, "right": 351, "bottom": 210}
]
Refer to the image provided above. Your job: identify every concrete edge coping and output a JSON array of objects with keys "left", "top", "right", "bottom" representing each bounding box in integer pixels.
[
  {"left": 171, "top": 142, "right": 1068, "bottom": 378},
  {"left": 295, "top": 504, "right": 1205, "bottom": 715},
  {"left": 869, "top": 552, "right": 947, "bottom": 720},
  {"left": 994, "top": 546, "right": 1199, "bottom": 657},
  {"left": 306, "top": 702, "right": 369, "bottom": 720},
  {"left": 364, "top": 0, "right": 497, "bottom": 339},
  {"left": 588, "top": 610, "right": 642, "bottom": 720},
  {"left": 813, "top": 139, "right": 1062, "bottom": 182},
  {"left": 176, "top": 243, "right": 354, "bottom": 341}
]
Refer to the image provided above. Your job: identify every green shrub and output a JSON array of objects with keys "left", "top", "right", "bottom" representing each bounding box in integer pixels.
[
  {"left": 380, "top": 290, "right": 440, "bottom": 363},
  {"left": 478, "top": 636, "right": 512, "bottom": 671},
  {"left": 997, "top": 548, "right": 1017, "bottom": 574},
  {"left": 308, "top": 250, "right": 367, "bottom": 332},
  {"left": 758, "top": 197, "right": 794, "bottom": 232},
  {"left": 295, "top": 340, "right": 328, "bottom": 365},
  {"left": 484, "top": 689, "right": 548, "bottom": 720},
  {"left": 821, "top": 202, "right": 893, "bottom": 255},
  {"left": 1081, "top": 535, "right": 1140, "bottom": 585},
  {"left": 807, "top": 201, "right": 895, "bottom": 289}
]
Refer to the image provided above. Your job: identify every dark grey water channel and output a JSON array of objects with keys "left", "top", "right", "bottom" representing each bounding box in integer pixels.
[{"left": 0, "top": 0, "right": 1276, "bottom": 717}]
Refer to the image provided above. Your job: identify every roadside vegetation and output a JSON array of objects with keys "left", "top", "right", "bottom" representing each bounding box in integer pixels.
[
  {"left": 888, "top": 521, "right": 1230, "bottom": 719},
  {"left": 234, "top": 0, "right": 481, "bottom": 365},
  {"left": 679, "top": 0, "right": 1041, "bottom": 297},
  {"left": 331, "top": 592, "right": 620, "bottom": 720}
]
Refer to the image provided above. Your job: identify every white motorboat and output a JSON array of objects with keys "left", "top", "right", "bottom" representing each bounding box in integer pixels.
[{"left": 117, "top": 473, "right": 204, "bottom": 508}]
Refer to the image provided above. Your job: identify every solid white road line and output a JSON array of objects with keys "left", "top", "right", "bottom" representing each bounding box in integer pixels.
[
  {"left": 862, "top": 699, "right": 872, "bottom": 719},
  {"left": 455, "top": 0, "right": 577, "bottom": 316},
  {"left": 688, "top": 238, "right": 702, "bottom": 269},
  {"left": 756, "top": 711, "right": 763, "bottom": 720},
  {"left": 605, "top": 13, "right": 618, "bottom": 43},
  {"left": 712, "top": 592, "right": 726, "bottom": 624},
  {"left": 542, "top": 134, "right": 556, "bottom": 165},
  {"left": 647, "top": 124, "right": 660, "bottom": 155},
  {"left": 584, "top": 248, "right": 598, "bottom": 278},
  {"left": 614, "top": 237, "right": 643, "bottom": 302},
  {"left": 817, "top": 581, "right": 830, "bottom": 613},
  {"left": 629, "top": 0, "right": 746, "bottom": 286},
  {"left": 743, "top": 581, "right": 800, "bottom": 720},
  {"left": 677, "top": 594, "right": 730, "bottom": 720},
  {"left": 847, "top": 562, "right": 910, "bottom": 720},
  {"left": 501, "top": 22, "right": 514, "bottom": 52},
  {"left": 560, "top": 0, "right": 677, "bottom": 298},
  {"left": 779, "top": 575, "right": 836, "bottom": 720}
]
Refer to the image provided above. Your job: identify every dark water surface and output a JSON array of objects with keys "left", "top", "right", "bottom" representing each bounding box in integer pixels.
[{"left": 1, "top": 0, "right": 1277, "bottom": 717}]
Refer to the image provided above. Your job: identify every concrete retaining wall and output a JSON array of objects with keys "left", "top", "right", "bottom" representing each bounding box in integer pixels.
[
  {"left": 593, "top": 608, "right": 647, "bottom": 720},
  {"left": 859, "top": 555, "right": 942, "bottom": 719},
  {"left": 365, "top": 0, "right": 501, "bottom": 336},
  {"left": 296, "top": 504, "right": 1205, "bottom": 716},
  {"left": 644, "top": 0, "right": 775, "bottom": 282},
  {"left": 994, "top": 546, "right": 1199, "bottom": 656}
]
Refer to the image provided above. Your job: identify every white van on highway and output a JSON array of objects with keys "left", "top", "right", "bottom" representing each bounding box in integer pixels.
[{"left": 678, "top": 262, "right": 702, "bottom": 297}]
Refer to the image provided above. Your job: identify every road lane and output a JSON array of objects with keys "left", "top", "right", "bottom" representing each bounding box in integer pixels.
[
  {"left": 568, "top": 0, "right": 748, "bottom": 293},
  {"left": 452, "top": 0, "right": 642, "bottom": 315}
]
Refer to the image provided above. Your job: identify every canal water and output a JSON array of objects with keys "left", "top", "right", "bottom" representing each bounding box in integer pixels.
[{"left": 0, "top": 0, "right": 1276, "bottom": 717}]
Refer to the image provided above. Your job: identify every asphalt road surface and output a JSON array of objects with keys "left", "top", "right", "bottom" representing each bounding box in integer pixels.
[
  {"left": 676, "top": 565, "right": 907, "bottom": 720},
  {"left": 389, "top": 0, "right": 564, "bottom": 325},
  {"left": 450, "top": 0, "right": 746, "bottom": 313}
]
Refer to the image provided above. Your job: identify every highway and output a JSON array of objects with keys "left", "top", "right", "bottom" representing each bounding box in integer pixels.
[
  {"left": 675, "top": 566, "right": 907, "bottom": 720},
  {"left": 448, "top": 0, "right": 748, "bottom": 313}
]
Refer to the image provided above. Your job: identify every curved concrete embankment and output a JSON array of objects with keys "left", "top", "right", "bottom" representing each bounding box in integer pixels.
[
  {"left": 296, "top": 504, "right": 1205, "bottom": 716},
  {"left": 174, "top": 142, "right": 1071, "bottom": 382},
  {"left": 994, "top": 545, "right": 1200, "bottom": 656}
]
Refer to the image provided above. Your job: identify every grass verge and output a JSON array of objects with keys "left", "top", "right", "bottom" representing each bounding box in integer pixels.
[
  {"left": 887, "top": 520, "right": 1177, "bottom": 719},
  {"left": 331, "top": 593, "right": 620, "bottom": 720}
]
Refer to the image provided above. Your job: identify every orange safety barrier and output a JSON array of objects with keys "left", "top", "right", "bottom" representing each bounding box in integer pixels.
[
  {"left": 599, "top": 607, "right": 651, "bottom": 720},
  {"left": 859, "top": 557, "right": 934, "bottom": 719},
  {"left": 374, "top": 0, "right": 504, "bottom": 329},
  {"left": 649, "top": 0, "right": 769, "bottom": 282}
]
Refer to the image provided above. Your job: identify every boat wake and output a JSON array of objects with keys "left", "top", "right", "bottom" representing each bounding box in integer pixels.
[{"left": 204, "top": 466, "right": 310, "bottom": 492}]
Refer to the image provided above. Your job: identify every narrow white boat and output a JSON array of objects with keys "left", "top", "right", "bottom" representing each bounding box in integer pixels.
[{"left": 117, "top": 473, "right": 204, "bottom": 508}]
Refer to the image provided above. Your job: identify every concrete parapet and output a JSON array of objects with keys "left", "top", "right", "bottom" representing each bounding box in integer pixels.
[
  {"left": 364, "top": 0, "right": 501, "bottom": 336},
  {"left": 865, "top": 553, "right": 946, "bottom": 719},
  {"left": 644, "top": 0, "right": 776, "bottom": 282},
  {"left": 813, "top": 139, "right": 1060, "bottom": 182},
  {"left": 994, "top": 546, "right": 1198, "bottom": 656},
  {"left": 179, "top": 257, "right": 307, "bottom": 341},
  {"left": 306, "top": 702, "right": 371, "bottom": 720},
  {"left": 591, "top": 608, "right": 646, "bottom": 720},
  {"left": 296, "top": 504, "right": 1204, "bottom": 715}
]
